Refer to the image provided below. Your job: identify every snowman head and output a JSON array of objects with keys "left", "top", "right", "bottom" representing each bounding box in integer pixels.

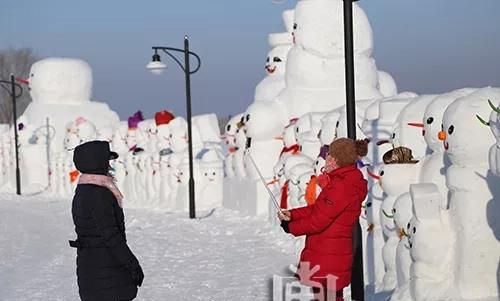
[
  {"left": 294, "top": 115, "right": 311, "bottom": 146},
  {"left": 379, "top": 162, "right": 418, "bottom": 197},
  {"left": 224, "top": 114, "right": 244, "bottom": 149},
  {"left": 282, "top": 119, "right": 299, "bottom": 148},
  {"left": 392, "top": 193, "right": 413, "bottom": 238},
  {"left": 156, "top": 124, "right": 171, "bottom": 150},
  {"left": 244, "top": 102, "right": 288, "bottom": 141},
  {"left": 408, "top": 183, "right": 449, "bottom": 262},
  {"left": 111, "top": 122, "right": 129, "bottom": 154},
  {"left": 319, "top": 110, "right": 341, "bottom": 146},
  {"left": 264, "top": 44, "right": 291, "bottom": 77},
  {"left": 313, "top": 156, "right": 326, "bottom": 176},
  {"left": 29, "top": 58, "right": 92, "bottom": 104},
  {"left": 440, "top": 87, "right": 500, "bottom": 167},
  {"left": 390, "top": 95, "right": 437, "bottom": 159},
  {"left": 423, "top": 88, "right": 477, "bottom": 153},
  {"left": 293, "top": 0, "right": 373, "bottom": 57},
  {"left": 169, "top": 118, "right": 189, "bottom": 153},
  {"left": 63, "top": 117, "right": 97, "bottom": 150}
]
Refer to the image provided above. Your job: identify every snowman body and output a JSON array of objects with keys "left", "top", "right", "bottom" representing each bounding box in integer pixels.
[
  {"left": 407, "top": 184, "right": 453, "bottom": 301},
  {"left": 379, "top": 164, "right": 419, "bottom": 292},
  {"left": 441, "top": 87, "right": 500, "bottom": 300}
]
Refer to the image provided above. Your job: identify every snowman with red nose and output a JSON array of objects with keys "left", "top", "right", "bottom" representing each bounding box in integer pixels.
[{"left": 440, "top": 87, "right": 500, "bottom": 300}]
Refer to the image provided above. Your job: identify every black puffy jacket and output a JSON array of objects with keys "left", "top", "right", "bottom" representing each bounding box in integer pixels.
[{"left": 70, "top": 141, "right": 140, "bottom": 301}]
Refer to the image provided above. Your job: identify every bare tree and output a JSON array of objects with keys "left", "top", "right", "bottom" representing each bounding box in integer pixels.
[{"left": 0, "top": 48, "right": 38, "bottom": 124}]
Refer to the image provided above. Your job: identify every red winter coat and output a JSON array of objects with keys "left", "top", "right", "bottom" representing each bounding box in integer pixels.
[{"left": 289, "top": 164, "right": 368, "bottom": 291}]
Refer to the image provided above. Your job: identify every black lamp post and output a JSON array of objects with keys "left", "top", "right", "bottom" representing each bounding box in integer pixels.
[
  {"left": 0, "top": 75, "right": 23, "bottom": 195},
  {"left": 146, "top": 36, "right": 201, "bottom": 219},
  {"left": 343, "top": 0, "right": 365, "bottom": 300}
]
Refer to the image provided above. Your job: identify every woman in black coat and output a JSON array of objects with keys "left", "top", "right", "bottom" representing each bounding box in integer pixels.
[{"left": 70, "top": 141, "right": 144, "bottom": 301}]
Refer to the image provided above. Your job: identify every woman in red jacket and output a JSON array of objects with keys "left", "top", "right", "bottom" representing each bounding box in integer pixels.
[{"left": 279, "top": 138, "right": 368, "bottom": 301}]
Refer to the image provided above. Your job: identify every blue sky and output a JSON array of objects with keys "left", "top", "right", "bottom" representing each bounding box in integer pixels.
[{"left": 2, "top": 0, "right": 499, "bottom": 120}]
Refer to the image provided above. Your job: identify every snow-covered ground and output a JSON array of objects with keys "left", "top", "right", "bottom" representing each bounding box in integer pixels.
[{"left": 0, "top": 194, "right": 300, "bottom": 301}]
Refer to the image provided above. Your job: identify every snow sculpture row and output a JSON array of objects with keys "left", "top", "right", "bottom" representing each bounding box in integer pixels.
[
  {"left": 0, "top": 57, "right": 224, "bottom": 212},
  {"left": 222, "top": 0, "right": 500, "bottom": 300}
]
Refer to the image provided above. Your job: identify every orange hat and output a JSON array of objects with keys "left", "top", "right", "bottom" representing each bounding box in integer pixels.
[{"left": 155, "top": 110, "right": 175, "bottom": 126}]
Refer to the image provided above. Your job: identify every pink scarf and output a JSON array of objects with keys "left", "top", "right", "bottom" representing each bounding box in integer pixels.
[{"left": 78, "top": 174, "right": 124, "bottom": 208}]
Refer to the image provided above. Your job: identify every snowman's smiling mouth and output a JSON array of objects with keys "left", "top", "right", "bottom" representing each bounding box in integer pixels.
[{"left": 266, "top": 65, "right": 276, "bottom": 74}]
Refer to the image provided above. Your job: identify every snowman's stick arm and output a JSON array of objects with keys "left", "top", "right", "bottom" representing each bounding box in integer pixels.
[{"left": 246, "top": 151, "right": 282, "bottom": 212}]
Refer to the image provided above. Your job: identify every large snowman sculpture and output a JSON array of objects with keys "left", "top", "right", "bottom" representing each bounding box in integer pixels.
[
  {"left": 254, "top": 10, "right": 294, "bottom": 103},
  {"left": 18, "top": 58, "right": 119, "bottom": 191},
  {"left": 22, "top": 58, "right": 119, "bottom": 151},
  {"left": 275, "top": 0, "right": 382, "bottom": 119},
  {"left": 440, "top": 87, "right": 500, "bottom": 300}
]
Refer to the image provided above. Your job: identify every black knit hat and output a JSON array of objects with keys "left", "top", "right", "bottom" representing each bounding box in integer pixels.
[{"left": 73, "top": 140, "right": 118, "bottom": 175}]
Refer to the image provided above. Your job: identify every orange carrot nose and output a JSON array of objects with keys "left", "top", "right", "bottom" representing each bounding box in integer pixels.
[
  {"left": 274, "top": 136, "right": 284, "bottom": 141},
  {"left": 438, "top": 131, "right": 447, "bottom": 141},
  {"left": 407, "top": 122, "right": 424, "bottom": 128}
]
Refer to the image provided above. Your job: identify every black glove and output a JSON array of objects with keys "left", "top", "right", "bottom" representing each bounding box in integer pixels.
[
  {"left": 281, "top": 220, "right": 290, "bottom": 233},
  {"left": 128, "top": 262, "right": 144, "bottom": 287}
]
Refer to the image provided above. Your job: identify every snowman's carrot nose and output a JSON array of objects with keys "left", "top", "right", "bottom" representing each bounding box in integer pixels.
[
  {"left": 438, "top": 131, "right": 447, "bottom": 141},
  {"left": 16, "top": 78, "right": 29, "bottom": 85},
  {"left": 407, "top": 122, "right": 424, "bottom": 128},
  {"left": 274, "top": 136, "right": 284, "bottom": 141},
  {"left": 367, "top": 169, "right": 380, "bottom": 180}
]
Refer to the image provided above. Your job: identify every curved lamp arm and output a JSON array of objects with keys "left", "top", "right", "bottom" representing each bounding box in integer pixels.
[
  {"left": 152, "top": 46, "right": 201, "bottom": 74},
  {"left": 0, "top": 80, "right": 23, "bottom": 98}
]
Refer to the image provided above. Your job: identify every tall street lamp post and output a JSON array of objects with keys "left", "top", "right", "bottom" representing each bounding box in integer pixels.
[
  {"left": 0, "top": 75, "right": 24, "bottom": 195},
  {"left": 343, "top": 0, "right": 365, "bottom": 300},
  {"left": 146, "top": 36, "right": 201, "bottom": 219}
]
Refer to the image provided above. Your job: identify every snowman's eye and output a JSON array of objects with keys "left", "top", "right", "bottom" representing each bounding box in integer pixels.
[
  {"left": 413, "top": 227, "right": 416, "bottom": 234},
  {"left": 367, "top": 202, "right": 372, "bottom": 208},
  {"left": 31, "top": 73, "right": 34, "bottom": 77},
  {"left": 407, "top": 222, "right": 411, "bottom": 230},
  {"left": 336, "top": 121, "right": 340, "bottom": 128},
  {"left": 448, "top": 125, "right": 454, "bottom": 135},
  {"left": 266, "top": 57, "right": 270, "bottom": 63},
  {"left": 317, "top": 129, "right": 322, "bottom": 139},
  {"left": 226, "top": 125, "right": 231, "bottom": 131},
  {"left": 204, "top": 173, "right": 207, "bottom": 176},
  {"left": 293, "top": 23, "right": 297, "bottom": 30},
  {"left": 426, "top": 117, "right": 434, "bottom": 125},
  {"left": 246, "top": 114, "right": 250, "bottom": 122},
  {"left": 212, "top": 172, "right": 216, "bottom": 176},
  {"left": 273, "top": 57, "right": 282, "bottom": 62},
  {"left": 392, "top": 208, "right": 396, "bottom": 214},
  {"left": 379, "top": 170, "right": 385, "bottom": 176},
  {"left": 391, "top": 133, "right": 396, "bottom": 139},
  {"left": 296, "top": 127, "right": 299, "bottom": 133}
]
